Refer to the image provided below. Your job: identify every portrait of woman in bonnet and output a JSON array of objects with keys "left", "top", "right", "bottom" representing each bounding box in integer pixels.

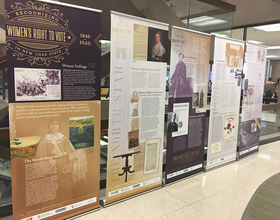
[{"left": 151, "top": 31, "right": 166, "bottom": 62}]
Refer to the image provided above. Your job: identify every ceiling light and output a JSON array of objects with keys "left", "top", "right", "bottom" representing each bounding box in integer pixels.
[
  {"left": 254, "top": 23, "right": 280, "bottom": 32},
  {"left": 211, "top": 33, "right": 228, "bottom": 38},
  {"left": 266, "top": 55, "right": 279, "bottom": 58},
  {"left": 248, "top": 40, "right": 263, "bottom": 44},
  {"left": 195, "top": 19, "right": 226, "bottom": 26},
  {"left": 189, "top": 16, "right": 213, "bottom": 23},
  {"left": 188, "top": 16, "right": 227, "bottom": 27},
  {"left": 267, "top": 46, "right": 280, "bottom": 50}
]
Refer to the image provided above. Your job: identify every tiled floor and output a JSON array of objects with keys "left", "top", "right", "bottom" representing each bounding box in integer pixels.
[{"left": 76, "top": 140, "right": 280, "bottom": 220}]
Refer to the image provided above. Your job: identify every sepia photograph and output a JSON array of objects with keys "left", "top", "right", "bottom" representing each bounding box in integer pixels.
[
  {"left": 131, "top": 103, "right": 138, "bottom": 117},
  {"left": 10, "top": 136, "right": 40, "bottom": 160},
  {"left": 128, "top": 130, "right": 139, "bottom": 149}
]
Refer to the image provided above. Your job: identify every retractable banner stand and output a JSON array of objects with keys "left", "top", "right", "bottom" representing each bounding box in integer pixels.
[
  {"left": 165, "top": 27, "right": 210, "bottom": 184},
  {"left": 106, "top": 11, "right": 168, "bottom": 205},
  {"left": 5, "top": 0, "right": 101, "bottom": 219},
  {"left": 239, "top": 43, "right": 267, "bottom": 159},
  {"left": 206, "top": 36, "right": 244, "bottom": 170}
]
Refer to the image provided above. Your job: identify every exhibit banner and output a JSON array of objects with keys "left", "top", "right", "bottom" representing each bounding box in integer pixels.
[
  {"left": 206, "top": 36, "right": 244, "bottom": 170},
  {"left": 239, "top": 43, "right": 267, "bottom": 159},
  {"left": 5, "top": 0, "right": 101, "bottom": 103},
  {"left": 5, "top": 0, "right": 102, "bottom": 219},
  {"left": 10, "top": 101, "right": 100, "bottom": 220},
  {"left": 106, "top": 11, "right": 168, "bottom": 204},
  {"left": 165, "top": 27, "right": 210, "bottom": 184}
]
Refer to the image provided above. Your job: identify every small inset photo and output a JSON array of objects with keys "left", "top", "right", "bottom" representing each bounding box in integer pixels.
[
  {"left": 251, "top": 122, "right": 257, "bottom": 133},
  {"left": 10, "top": 136, "right": 40, "bottom": 159},
  {"left": 223, "top": 114, "right": 235, "bottom": 140},
  {"left": 131, "top": 103, "right": 138, "bottom": 117},
  {"left": 147, "top": 28, "right": 168, "bottom": 62},
  {"left": 131, "top": 117, "right": 139, "bottom": 131},
  {"left": 192, "top": 92, "right": 199, "bottom": 108},
  {"left": 14, "top": 67, "right": 61, "bottom": 101},
  {"left": 167, "top": 112, "right": 179, "bottom": 133},
  {"left": 128, "top": 130, "right": 139, "bottom": 149},
  {"left": 69, "top": 116, "right": 94, "bottom": 149}
]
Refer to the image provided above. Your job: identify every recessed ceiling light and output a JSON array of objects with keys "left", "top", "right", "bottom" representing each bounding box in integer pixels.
[
  {"left": 248, "top": 40, "right": 263, "bottom": 44},
  {"left": 188, "top": 16, "right": 212, "bottom": 23},
  {"left": 254, "top": 23, "right": 280, "bottom": 32},
  {"left": 267, "top": 46, "right": 280, "bottom": 50},
  {"left": 188, "top": 16, "right": 227, "bottom": 27}
]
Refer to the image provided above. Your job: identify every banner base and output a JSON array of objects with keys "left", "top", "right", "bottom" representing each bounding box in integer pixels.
[
  {"left": 100, "top": 186, "right": 162, "bottom": 208},
  {"left": 205, "top": 159, "right": 237, "bottom": 172},
  {"left": 66, "top": 207, "right": 100, "bottom": 220},
  {"left": 163, "top": 171, "right": 204, "bottom": 187},
  {"left": 237, "top": 150, "right": 258, "bottom": 161}
]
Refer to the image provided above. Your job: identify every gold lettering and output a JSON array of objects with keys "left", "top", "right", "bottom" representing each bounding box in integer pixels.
[
  {"left": 6, "top": 25, "right": 30, "bottom": 38},
  {"left": 55, "top": 31, "right": 66, "bottom": 42},
  {"left": 33, "top": 28, "right": 48, "bottom": 40}
]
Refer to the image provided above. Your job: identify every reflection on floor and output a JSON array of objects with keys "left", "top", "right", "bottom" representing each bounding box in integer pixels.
[
  {"left": 75, "top": 140, "right": 280, "bottom": 220},
  {"left": 261, "top": 111, "right": 277, "bottom": 123},
  {"left": 260, "top": 111, "right": 280, "bottom": 142}
]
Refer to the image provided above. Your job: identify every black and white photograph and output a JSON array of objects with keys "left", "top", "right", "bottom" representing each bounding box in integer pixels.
[
  {"left": 197, "top": 85, "right": 207, "bottom": 110},
  {"left": 15, "top": 68, "right": 61, "bottom": 101},
  {"left": 192, "top": 92, "right": 199, "bottom": 108},
  {"left": 167, "top": 112, "right": 179, "bottom": 133},
  {"left": 167, "top": 102, "right": 189, "bottom": 137}
]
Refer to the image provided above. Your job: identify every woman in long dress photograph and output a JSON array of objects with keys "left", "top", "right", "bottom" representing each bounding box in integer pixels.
[{"left": 169, "top": 53, "right": 193, "bottom": 98}]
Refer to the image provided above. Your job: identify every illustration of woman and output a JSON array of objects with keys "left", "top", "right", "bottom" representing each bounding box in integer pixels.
[
  {"left": 151, "top": 32, "right": 166, "bottom": 62},
  {"left": 35, "top": 119, "right": 87, "bottom": 200},
  {"left": 169, "top": 53, "right": 192, "bottom": 98}
]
